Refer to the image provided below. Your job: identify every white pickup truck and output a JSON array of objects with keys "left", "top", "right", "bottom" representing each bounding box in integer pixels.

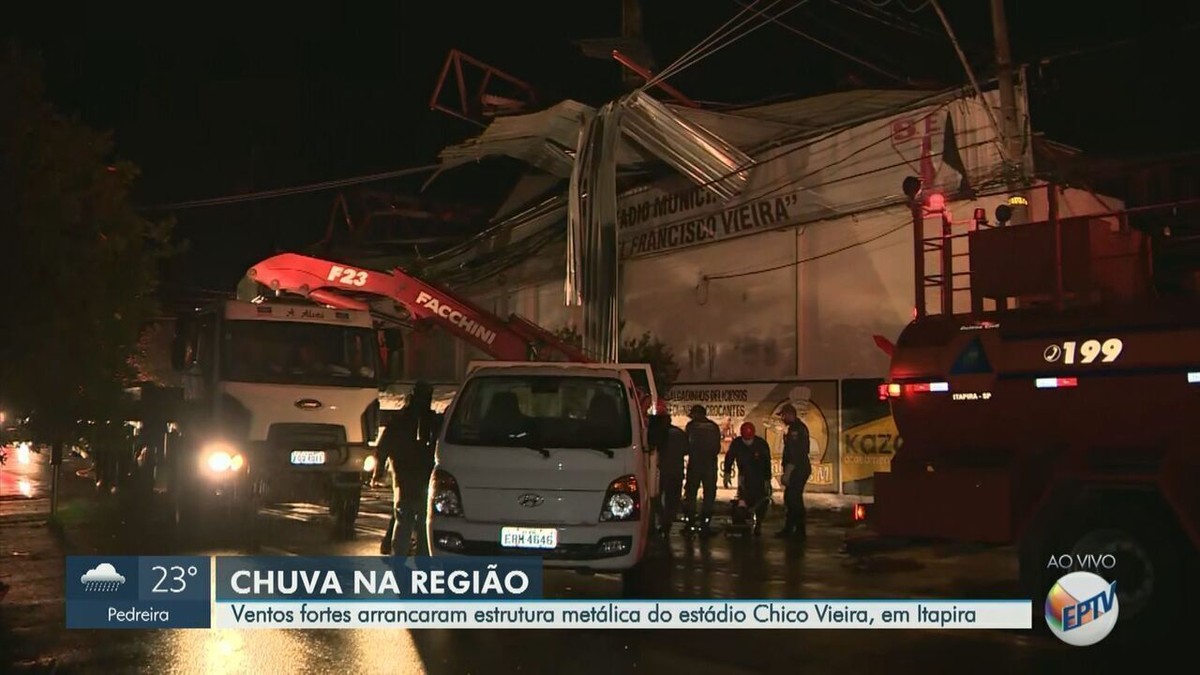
[{"left": 426, "top": 361, "right": 662, "bottom": 592}]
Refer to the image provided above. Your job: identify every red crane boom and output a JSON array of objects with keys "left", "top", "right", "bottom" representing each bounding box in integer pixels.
[{"left": 246, "top": 253, "right": 591, "bottom": 363}]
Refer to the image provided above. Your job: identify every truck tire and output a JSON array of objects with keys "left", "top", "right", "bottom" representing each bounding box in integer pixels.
[
  {"left": 172, "top": 492, "right": 200, "bottom": 547},
  {"left": 237, "top": 501, "right": 262, "bottom": 552},
  {"left": 1021, "top": 499, "right": 1185, "bottom": 644},
  {"left": 620, "top": 548, "right": 666, "bottom": 598},
  {"left": 331, "top": 485, "right": 362, "bottom": 540},
  {"left": 620, "top": 561, "right": 649, "bottom": 598}
]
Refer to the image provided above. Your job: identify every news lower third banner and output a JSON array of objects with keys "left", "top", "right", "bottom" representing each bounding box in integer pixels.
[{"left": 66, "top": 556, "right": 1032, "bottom": 630}]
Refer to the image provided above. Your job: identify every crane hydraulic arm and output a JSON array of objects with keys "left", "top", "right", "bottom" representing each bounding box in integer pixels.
[{"left": 246, "top": 253, "right": 591, "bottom": 363}]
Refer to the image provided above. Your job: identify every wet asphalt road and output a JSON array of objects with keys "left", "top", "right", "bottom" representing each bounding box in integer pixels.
[{"left": 0, "top": 453, "right": 1162, "bottom": 674}]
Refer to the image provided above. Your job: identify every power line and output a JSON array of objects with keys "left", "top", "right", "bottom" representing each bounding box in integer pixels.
[
  {"left": 828, "top": 0, "right": 943, "bottom": 39},
  {"left": 139, "top": 164, "right": 440, "bottom": 212},
  {"left": 704, "top": 216, "right": 910, "bottom": 280},
  {"left": 867, "top": 0, "right": 930, "bottom": 12},
  {"left": 645, "top": 0, "right": 812, "bottom": 89},
  {"left": 1036, "top": 22, "right": 1200, "bottom": 66},
  {"left": 731, "top": 0, "right": 909, "bottom": 82}
]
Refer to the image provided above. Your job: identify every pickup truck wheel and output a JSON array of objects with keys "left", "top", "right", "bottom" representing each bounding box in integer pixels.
[
  {"left": 621, "top": 561, "right": 648, "bottom": 598},
  {"left": 621, "top": 547, "right": 668, "bottom": 598},
  {"left": 331, "top": 486, "right": 362, "bottom": 540},
  {"left": 236, "top": 498, "right": 262, "bottom": 551}
]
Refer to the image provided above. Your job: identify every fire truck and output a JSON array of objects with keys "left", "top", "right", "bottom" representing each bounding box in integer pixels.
[{"left": 863, "top": 179, "right": 1200, "bottom": 635}]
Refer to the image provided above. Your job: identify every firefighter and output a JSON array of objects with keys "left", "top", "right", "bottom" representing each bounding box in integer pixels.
[
  {"left": 682, "top": 404, "right": 722, "bottom": 535},
  {"left": 723, "top": 422, "right": 772, "bottom": 535},
  {"left": 776, "top": 403, "right": 811, "bottom": 540},
  {"left": 655, "top": 403, "right": 689, "bottom": 536},
  {"left": 374, "top": 381, "right": 441, "bottom": 556}
]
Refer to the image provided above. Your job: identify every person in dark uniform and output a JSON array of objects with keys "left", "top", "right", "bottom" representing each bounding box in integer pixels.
[
  {"left": 646, "top": 400, "right": 670, "bottom": 532},
  {"left": 775, "top": 403, "right": 811, "bottom": 539},
  {"left": 723, "top": 422, "right": 773, "bottom": 535},
  {"left": 682, "top": 404, "right": 722, "bottom": 535},
  {"left": 656, "top": 404, "right": 689, "bottom": 536},
  {"left": 374, "top": 381, "right": 442, "bottom": 555}
]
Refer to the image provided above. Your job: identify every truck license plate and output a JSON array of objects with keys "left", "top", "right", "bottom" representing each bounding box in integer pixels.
[
  {"left": 290, "top": 450, "right": 326, "bottom": 465},
  {"left": 500, "top": 527, "right": 557, "bottom": 549}
]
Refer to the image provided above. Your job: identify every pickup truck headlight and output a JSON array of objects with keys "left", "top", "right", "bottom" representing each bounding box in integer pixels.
[
  {"left": 600, "top": 474, "right": 640, "bottom": 522},
  {"left": 201, "top": 442, "right": 245, "bottom": 474},
  {"left": 430, "top": 468, "right": 463, "bottom": 517}
]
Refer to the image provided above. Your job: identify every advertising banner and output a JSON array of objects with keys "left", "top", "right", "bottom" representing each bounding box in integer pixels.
[
  {"left": 839, "top": 379, "right": 901, "bottom": 496},
  {"left": 665, "top": 381, "right": 839, "bottom": 492}
]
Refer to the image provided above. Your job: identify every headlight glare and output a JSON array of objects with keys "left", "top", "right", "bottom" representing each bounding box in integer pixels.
[
  {"left": 201, "top": 442, "right": 244, "bottom": 474},
  {"left": 207, "top": 451, "right": 232, "bottom": 472}
]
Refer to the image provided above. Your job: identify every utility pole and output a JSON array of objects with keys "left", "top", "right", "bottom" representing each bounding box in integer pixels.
[
  {"left": 990, "top": 0, "right": 1023, "bottom": 181},
  {"left": 620, "top": 0, "right": 644, "bottom": 91}
]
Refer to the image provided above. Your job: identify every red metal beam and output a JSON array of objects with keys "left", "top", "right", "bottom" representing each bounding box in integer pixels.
[
  {"left": 611, "top": 49, "right": 699, "bottom": 108},
  {"left": 429, "top": 49, "right": 537, "bottom": 125}
]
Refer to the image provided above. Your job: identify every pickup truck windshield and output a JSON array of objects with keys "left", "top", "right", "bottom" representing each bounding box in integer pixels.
[
  {"left": 221, "top": 320, "right": 378, "bottom": 388},
  {"left": 445, "top": 375, "right": 632, "bottom": 449}
]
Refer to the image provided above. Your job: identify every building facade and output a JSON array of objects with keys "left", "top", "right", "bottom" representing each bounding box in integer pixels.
[{"left": 404, "top": 86, "right": 1121, "bottom": 494}]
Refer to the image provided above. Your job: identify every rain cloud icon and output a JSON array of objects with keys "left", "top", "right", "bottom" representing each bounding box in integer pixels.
[{"left": 81, "top": 563, "right": 126, "bottom": 591}]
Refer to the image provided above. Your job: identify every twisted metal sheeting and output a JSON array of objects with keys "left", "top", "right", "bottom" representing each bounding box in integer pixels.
[
  {"left": 567, "top": 92, "right": 755, "bottom": 362},
  {"left": 620, "top": 90, "right": 754, "bottom": 199},
  {"left": 566, "top": 102, "right": 623, "bottom": 362}
]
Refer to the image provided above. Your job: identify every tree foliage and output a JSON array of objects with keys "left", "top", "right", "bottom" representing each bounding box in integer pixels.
[
  {"left": 553, "top": 323, "right": 681, "bottom": 393},
  {"left": 0, "top": 49, "right": 173, "bottom": 442}
]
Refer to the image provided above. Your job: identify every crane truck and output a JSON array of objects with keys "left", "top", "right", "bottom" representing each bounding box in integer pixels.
[
  {"left": 243, "top": 254, "right": 659, "bottom": 527},
  {"left": 243, "top": 252, "right": 661, "bottom": 408},
  {"left": 862, "top": 180, "right": 1200, "bottom": 638},
  {"left": 136, "top": 299, "right": 383, "bottom": 543},
  {"left": 132, "top": 252, "right": 658, "bottom": 545}
]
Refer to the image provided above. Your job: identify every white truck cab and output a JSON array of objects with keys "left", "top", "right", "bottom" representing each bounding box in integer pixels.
[{"left": 427, "top": 362, "right": 660, "bottom": 584}]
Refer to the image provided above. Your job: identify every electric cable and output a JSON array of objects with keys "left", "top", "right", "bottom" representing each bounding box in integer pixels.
[
  {"left": 1036, "top": 22, "right": 1200, "bottom": 66},
  {"left": 731, "top": 0, "right": 908, "bottom": 82},
  {"left": 647, "top": 0, "right": 767, "bottom": 86},
  {"left": 867, "top": 0, "right": 930, "bottom": 12},
  {"left": 703, "top": 216, "right": 910, "bottom": 280},
  {"left": 139, "top": 164, "right": 440, "bottom": 211},
  {"left": 828, "top": 0, "right": 942, "bottom": 39},
  {"left": 644, "top": 0, "right": 811, "bottom": 90}
]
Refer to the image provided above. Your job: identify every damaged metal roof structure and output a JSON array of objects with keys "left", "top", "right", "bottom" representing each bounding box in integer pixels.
[
  {"left": 565, "top": 91, "right": 755, "bottom": 360},
  {"left": 420, "top": 87, "right": 957, "bottom": 358}
]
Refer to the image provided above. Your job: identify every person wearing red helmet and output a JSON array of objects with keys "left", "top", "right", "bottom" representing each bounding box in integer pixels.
[{"left": 723, "top": 421, "right": 773, "bottom": 535}]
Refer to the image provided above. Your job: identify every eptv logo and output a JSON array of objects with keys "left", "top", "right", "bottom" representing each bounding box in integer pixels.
[{"left": 1044, "top": 571, "right": 1119, "bottom": 646}]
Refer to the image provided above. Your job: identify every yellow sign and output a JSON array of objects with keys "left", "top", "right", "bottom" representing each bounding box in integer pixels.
[{"left": 840, "top": 415, "right": 902, "bottom": 486}]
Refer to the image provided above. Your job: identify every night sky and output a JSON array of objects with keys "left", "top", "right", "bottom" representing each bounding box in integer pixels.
[{"left": 8, "top": 1, "right": 1200, "bottom": 295}]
